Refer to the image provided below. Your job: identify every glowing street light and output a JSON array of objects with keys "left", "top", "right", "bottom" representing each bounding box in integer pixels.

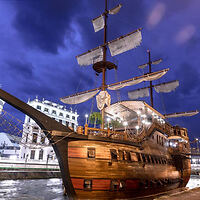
[
  {"left": 107, "top": 118, "right": 111, "bottom": 128},
  {"left": 85, "top": 114, "right": 88, "bottom": 125}
]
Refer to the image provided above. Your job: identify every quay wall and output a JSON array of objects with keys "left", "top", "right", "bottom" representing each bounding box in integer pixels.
[{"left": 0, "top": 157, "right": 61, "bottom": 180}]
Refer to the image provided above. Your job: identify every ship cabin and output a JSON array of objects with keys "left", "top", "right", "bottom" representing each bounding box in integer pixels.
[{"left": 77, "top": 101, "right": 182, "bottom": 144}]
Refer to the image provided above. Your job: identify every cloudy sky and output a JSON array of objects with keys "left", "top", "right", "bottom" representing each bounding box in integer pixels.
[{"left": 0, "top": 0, "right": 199, "bottom": 140}]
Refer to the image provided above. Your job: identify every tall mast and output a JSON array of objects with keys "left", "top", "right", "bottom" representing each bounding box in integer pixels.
[
  {"left": 101, "top": 0, "right": 108, "bottom": 129},
  {"left": 148, "top": 50, "right": 154, "bottom": 108}
]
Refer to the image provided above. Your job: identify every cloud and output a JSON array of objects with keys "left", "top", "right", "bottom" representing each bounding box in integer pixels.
[
  {"left": 146, "top": 3, "right": 166, "bottom": 29},
  {"left": 6, "top": 59, "right": 34, "bottom": 79},
  {"left": 13, "top": 0, "right": 85, "bottom": 54},
  {"left": 175, "top": 25, "right": 196, "bottom": 44}
]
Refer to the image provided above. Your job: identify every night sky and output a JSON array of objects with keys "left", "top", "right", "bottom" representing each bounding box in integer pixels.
[{"left": 0, "top": 0, "right": 199, "bottom": 140}]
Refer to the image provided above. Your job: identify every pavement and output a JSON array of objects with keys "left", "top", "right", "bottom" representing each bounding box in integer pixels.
[{"left": 154, "top": 187, "right": 200, "bottom": 200}]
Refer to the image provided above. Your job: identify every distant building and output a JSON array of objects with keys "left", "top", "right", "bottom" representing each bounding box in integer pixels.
[
  {"left": 0, "top": 132, "right": 20, "bottom": 158},
  {"left": 20, "top": 97, "right": 79, "bottom": 161}
]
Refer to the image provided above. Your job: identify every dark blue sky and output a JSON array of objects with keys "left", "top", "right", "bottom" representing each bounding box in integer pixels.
[{"left": 0, "top": 0, "right": 199, "bottom": 140}]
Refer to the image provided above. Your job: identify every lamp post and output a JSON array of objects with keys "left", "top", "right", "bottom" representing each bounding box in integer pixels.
[
  {"left": 85, "top": 114, "right": 88, "bottom": 125},
  {"left": 123, "top": 121, "right": 128, "bottom": 132},
  {"left": 195, "top": 138, "right": 199, "bottom": 152},
  {"left": 107, "top": 118, "right": 111, "bottom": 129}
]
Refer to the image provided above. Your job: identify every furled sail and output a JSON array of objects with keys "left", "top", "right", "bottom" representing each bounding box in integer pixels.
[
  {"left": 107, "top": 68, "right": 169, "bottom": 90},
  {"left": 109, "top": 4, "right": 122, "bottom": 15},
  {"left": 128, "top": 88, "right": 149, "bottom": 99},
  {"left": 60, "top": 89, "right": 100, "bottom": 104},
  {"left": 108, "top": 29, "right": 142, "bottom": 57},
  {"left": 152, "top": 58, "right": 163, "bottom": 65},
  {"left": 164, "top": 110, "right": 199, "bottom": 118},
  {"left": 92, "top": 15, "right": 105, "bottom": 32},
  {"left": 76, "top": 46, "right": 104, "bottom": 66},
  {"left": 96, "top": 91, "right": 111, "bottom": 110},
  {"left": 154, "top": 80, "right": 179, "bottom": 93}
]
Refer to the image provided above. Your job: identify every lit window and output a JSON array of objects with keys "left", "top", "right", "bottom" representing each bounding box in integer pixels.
[
  {"left": 111, "top": 180, "right": 119, "bottom": 191},
  {"left": 84, "top": 180, "right": 92, "bottom": 189},
  {"left": 118, "top": 150, "right": 125, "bottom": 161},
  {"left": 110, "top": 149, "right": 118, "bottom": 161},
  {"left": 32, "top": 133, "right": 37, "bottom": 143},
  {"left": 87, "top": 148, "right": 95, "bottom": 158}
]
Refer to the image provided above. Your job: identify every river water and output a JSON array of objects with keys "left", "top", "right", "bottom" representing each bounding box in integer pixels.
[{"left": 0, "top": 176, "right": 199, "bottom": 200}]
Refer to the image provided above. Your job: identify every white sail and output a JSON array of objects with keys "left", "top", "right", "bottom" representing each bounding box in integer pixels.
[
  {"left": 76, "top": 46, "right": 103, "bottom": 66},
  {"left": 128, "top": 88, "right": 149, "bottom": 99},
  {"left": 108, "top": 29, "right": 142, "bottom": 57},
  {"left": 164, "top": 110, "right": 199, "bottom": 118},
  {"left": 154, "top": 80, "right": 179, "bottom": 93},
  {"left": 60, "top": 89, "right": 100, "bottom": 105},
  {"left": 109, "top": 4, "right": 122, "bottom": 15},
  {"left": 92, "top": 15, "right": 105, "bottom": 32},
  {"left": 107, "top": 68, "right": 169, "bottom": 90}
]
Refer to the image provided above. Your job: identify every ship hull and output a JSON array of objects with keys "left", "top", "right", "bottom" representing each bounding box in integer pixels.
[{"left": 63, "top": 138, "right": 191, "bottom": 199}]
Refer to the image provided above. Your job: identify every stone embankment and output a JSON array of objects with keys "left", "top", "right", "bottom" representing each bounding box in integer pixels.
[{"left": 0, "top": 157, "right": 61, "bottom": 180}]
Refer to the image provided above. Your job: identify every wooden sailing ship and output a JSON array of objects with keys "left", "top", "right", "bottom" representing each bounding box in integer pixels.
[{"left": 0, "top": 1, "right": 198, "bottom": 199}]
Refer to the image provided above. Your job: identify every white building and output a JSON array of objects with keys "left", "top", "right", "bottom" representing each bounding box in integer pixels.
[
  {"left": 20, "top": 97, "right": 79, "bottom": 162},
  {"left": 0, "top": 132, "right": 20, "bottom": 158}
]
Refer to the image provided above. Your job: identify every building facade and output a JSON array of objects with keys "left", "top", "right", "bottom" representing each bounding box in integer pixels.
[{"left": 20, "top": 97, "right": 79, "bottom": 162}]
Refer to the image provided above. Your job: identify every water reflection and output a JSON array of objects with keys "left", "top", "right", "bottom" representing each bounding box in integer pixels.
[{"left": 0, "top": 176, "right": 199, "bottom": 200}]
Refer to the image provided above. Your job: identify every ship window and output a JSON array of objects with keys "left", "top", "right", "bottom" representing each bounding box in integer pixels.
[
  {"left": 130, "top": 152, "right": 138, "bottom": 162},
  {"left": 110, "top": 149, "right": 118, "bottom": 161},
  {"left": 87, "top": 148, "right": 95, "bottom": 158},
  {"left": 119, "top": 180, "right": 125, "bottom": 190},
  {"left": 146, "top": 155, "right": 151, "bottom": 163},
  {"left": 66, "top": 114, "right": 70, "bottom": 118},
  {"left": 111, "top": 180, "right": 119, "bottom": 191},
  {"left": 126, "top": 151, "right": 131, "bottom": 162},
  {"left": 141, "top": 154, "right": 146, "bottom": 163},
  {"left": 72, "top": 116, "right": 75, "bottom": 120},
  {"left": 154, "top": 156, "right": 158, "bottom": 164},
  {"left": 150, "top": 156, "right": 155, "bottom": 164},
  {"left": 136, "top": 153, "right": 141, "bottom": 162},
  {"left": 84, "top": 179, "right": 92, "bottom": 189},
  {"left": 118, "top": 150, "right": 125, "bottom": 161}
]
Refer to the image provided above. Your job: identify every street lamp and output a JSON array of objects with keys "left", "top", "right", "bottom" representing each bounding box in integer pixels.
[
  {"left": 107, "top": 118, "right": 111, "bottom": 128},
  {"left": 123, "top": 121, "right": 128, "bottom": 132},
  {"left": 85, "top": 114, "right": 88, "bottom": 125},
  {"left": 195, "top": 138, "right": 199, "bottom": 152}
]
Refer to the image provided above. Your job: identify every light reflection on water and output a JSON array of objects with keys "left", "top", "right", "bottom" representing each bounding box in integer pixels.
[{"left": 0, "top": 176, "right": 199, "bottom": 200}]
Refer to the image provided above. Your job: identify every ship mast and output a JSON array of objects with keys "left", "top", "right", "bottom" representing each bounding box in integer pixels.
[{"left": 101, "top": 0, "right": 108, "bottom": 129}]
